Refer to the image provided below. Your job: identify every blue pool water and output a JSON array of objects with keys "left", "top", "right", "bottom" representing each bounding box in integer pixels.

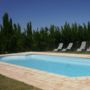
[{"left": 0, "top": 54, "right": 90, "bottom": 77}]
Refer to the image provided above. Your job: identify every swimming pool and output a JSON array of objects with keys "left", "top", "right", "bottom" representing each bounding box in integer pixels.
[{"left": 0, "top": 54, "right": 90, "bottom": 77}]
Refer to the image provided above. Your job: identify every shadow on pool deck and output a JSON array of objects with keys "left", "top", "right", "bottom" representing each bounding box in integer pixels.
[{"left": 0, "top": 74, "right": 41, "bottom": 90}]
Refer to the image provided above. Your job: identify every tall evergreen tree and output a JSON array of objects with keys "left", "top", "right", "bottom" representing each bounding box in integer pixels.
[
  {"left": 61, "top": 22, "right": 71, "bottom": 44},
  {"left": 48, "top": 25, "right": 56, "bottom": 49},
  {"left": 2, "top": 13, "right": 14, "bottom": 52},
  {"left": 26, "top": 22, "right": 33, "bottom": 50},
  {"left": 71, "top": 23, "right": 78, "bottom": 42},
  {"left": 33, "top": 29, "right": 41, "bottom": 51},
  {"left": 1, "top": 13, "right": 90, "bottom": 53}
]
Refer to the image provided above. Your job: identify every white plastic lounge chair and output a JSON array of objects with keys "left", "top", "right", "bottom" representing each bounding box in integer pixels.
[
  {"left": 77, "top": 41, "right": 86, "bottom": 51},
  {"left": 86, "top": 47, "right": 90, "bottom": 52},
  {"left": 62, "top": 42, "right": 73, "bottom": 51},
  {"left": 54, "top": 43, "right": 63, "bottom": 51}
]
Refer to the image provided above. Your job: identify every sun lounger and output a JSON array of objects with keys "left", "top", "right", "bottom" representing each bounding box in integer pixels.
[
  {"left": 54, "top": 43, "right": 63, "bottom": 51},
  {"left": 77, "top": 41, "right": 86, "bottom": 51},
  {"left": 62, "top": 42, "right": 73, "bottom": 51},
  {"left": 86, "top": 47, "right": 90, "bottom": 52}
]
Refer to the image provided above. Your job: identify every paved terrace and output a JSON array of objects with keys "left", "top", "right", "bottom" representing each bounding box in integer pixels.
[{"left": 0, "top": 52, "right": 90, "bottom": 90}]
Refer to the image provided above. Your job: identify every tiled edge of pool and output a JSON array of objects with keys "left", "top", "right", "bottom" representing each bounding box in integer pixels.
[
  {"left": 0, "top": 62, "right": 90, "bottom": 90},
  {"left": 0, "top": 51, "right": 90, "bottom": 58}
]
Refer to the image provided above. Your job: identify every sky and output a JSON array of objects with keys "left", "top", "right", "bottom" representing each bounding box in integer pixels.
[{"left": 0, "top": 0, "right": 90, "bottom": 30}]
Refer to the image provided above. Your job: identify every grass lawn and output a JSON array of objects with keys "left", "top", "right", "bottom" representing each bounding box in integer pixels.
[{"left": 0, "top": 74, "right": 41, "bottom": 90}]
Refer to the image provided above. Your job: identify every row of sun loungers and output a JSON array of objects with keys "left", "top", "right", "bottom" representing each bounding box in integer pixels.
[{"left": 54, "top": 41, "right": 90, "bottom": 52}]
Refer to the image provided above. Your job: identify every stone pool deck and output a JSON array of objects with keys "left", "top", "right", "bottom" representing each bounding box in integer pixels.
[{"left": 0, "top": 52, "right": 90, "bottom": 90}]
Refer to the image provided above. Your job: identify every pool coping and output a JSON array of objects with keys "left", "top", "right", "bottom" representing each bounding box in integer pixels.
[
  {"left": 0, "top": 52, "right": 90, "bottom": 90},
  {"left": 0, "top": 51, "right": 90, "bottom": 58}
]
